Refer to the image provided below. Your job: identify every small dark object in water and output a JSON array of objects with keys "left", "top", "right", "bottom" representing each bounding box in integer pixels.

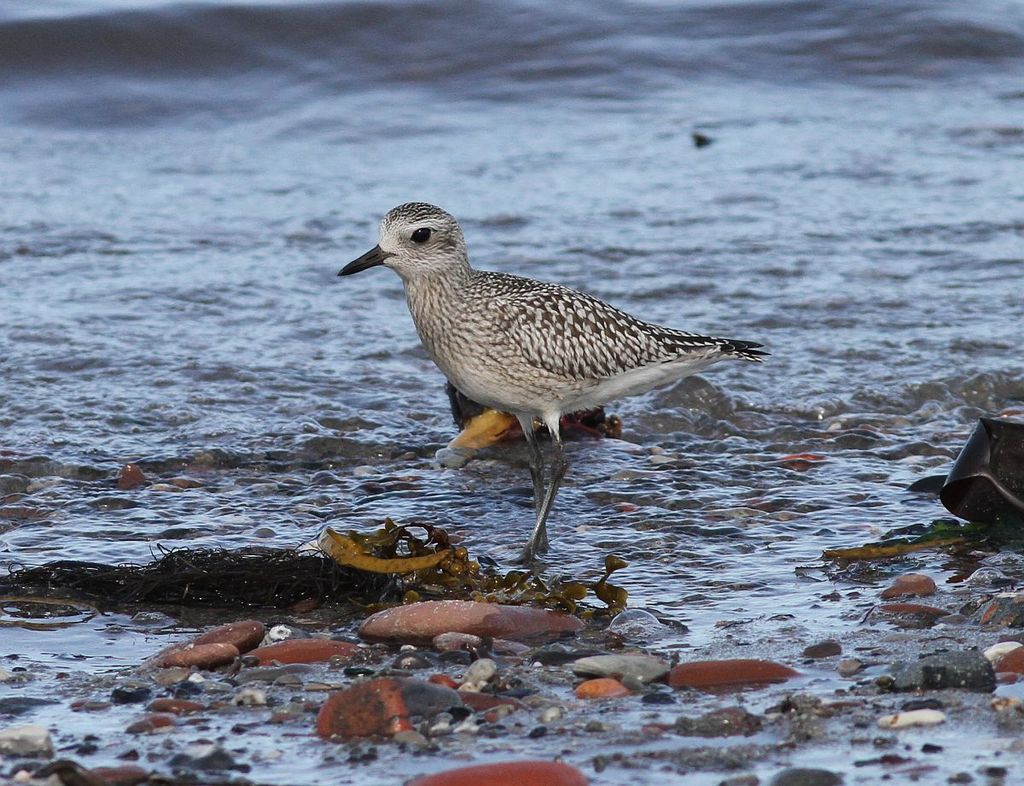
[
  {"left": 692, "top": 132, "right": 714, "bottom": 148},
  {"left": 940, "top": 417, "right": 1024, "bottom": 525},
  {"left": 0, "top": 547, "right": 384, "bottom": 609}
]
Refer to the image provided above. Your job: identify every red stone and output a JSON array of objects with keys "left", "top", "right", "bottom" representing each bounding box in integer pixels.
[
  {"left": 193, "top": 619, "right": 265, "bottom": 653},
  {"left": 994, "top": 647, "right": 1024, "bottom": 674},
  {"left": 878, "top": 602, "right": 949, "bottom": 619},
  {"left": 316, "top": 677, "right": 462, "bottom": 739},
  {"left": 428, "top": 674, "right": 460, "bottom": 690},
  {"left": 407, "top": 761, "right": 588, "bottom": 786},
  {"left": 574, "top": 677, "right": 631, "bottom": 699},
  {"left": 778, "top": 453, "right": 827, "bottom": 470},
  {"left": 147, "top": 698, "right": 205, "bottom": 715},
  {"left": 881, "top": 574, "right": 937, "bottom": 599},
  {"left": 156, "top": 642, "right": 239, "bottom": 669},
  {"left": 125, "top": 713, "right": 176, "bottom": 734},
  {"left": 117, "top": 463, "right": 147, "bottom": 489},
  {"left": 358, "top": 600, "right": 583, "bottom": 644},
  {"left": 88, "top": 765, "right": 149, "bottom": 786},
  {"left": 248, "top": 638, "right": 358, "bottom": 665},
  {"left": 459, "top": 693, "right": 526, "bottom": 712},
  {"left": 668, "top": 659, "right": 799, "bottom": 690}
]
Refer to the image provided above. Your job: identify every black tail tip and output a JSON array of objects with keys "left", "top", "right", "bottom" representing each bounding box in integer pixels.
[{"left": 725, "top": 339, "right": 769, "bottom": 361}]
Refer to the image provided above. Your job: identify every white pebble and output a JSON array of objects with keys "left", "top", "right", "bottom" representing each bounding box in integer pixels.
[
  {"left": 233, "top": 687, "right": 267, "bottom": 706},
  {"left": 461, "top": 658, "right": 497, "bottom": 688},
  {"left": 984, "top": 641, "right": 1023, "bottom": 663},
  {"left": 453, "top": 717, "right": 479, "bottom": 734},
  {"left": 877, "top": 709, "right": 946, "bottom": 728},
  {"left": 539, "top": 706, "right": 564, "bottom": 723}
]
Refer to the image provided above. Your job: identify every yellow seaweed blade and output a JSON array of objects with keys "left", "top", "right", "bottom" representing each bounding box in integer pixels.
[
  {"left": 448, "top": 409, "right": 519, "bottom": 449},
  {"left": 319, "top": 527, "right": 451, "bottom": 574},
  {"left": 822, "top": 536, "right": 965, "bottom": 561}
]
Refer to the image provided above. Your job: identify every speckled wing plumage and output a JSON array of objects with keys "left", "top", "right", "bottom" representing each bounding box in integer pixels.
[{"left": 474, "top": 271, "right": 766, "bottom": 382}]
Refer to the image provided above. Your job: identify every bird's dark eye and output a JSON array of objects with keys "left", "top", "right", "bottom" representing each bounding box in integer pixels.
[{"left": 411, "top": 227, "right": 432, "bottom": 243}]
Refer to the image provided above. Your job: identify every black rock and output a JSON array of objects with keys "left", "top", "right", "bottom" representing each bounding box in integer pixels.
[
  {"left": 888, "top": 650, "right": 996, "bottom": 693},
  {"left": 111, "top": 685, "right": 152, "bottom": 704},
  {"left": 0, "top": 696, "right": 57, "bottom": 716},
  {"left": 770, "top": 768, "right": 843, "bottom": 786}
]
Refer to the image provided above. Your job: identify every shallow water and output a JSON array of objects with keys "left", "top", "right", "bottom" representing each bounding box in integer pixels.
[{"left": 1, "top": 0, "right": 1023, "bottom": 781}]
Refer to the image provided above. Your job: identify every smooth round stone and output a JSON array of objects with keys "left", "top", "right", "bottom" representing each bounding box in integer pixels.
[
  {"left": 247, "top": 639, "right": 357, "bottom": 665},
  {"left": 433, "top": 632, "right": 485, "bottom": 652},
  {"left": 407, "top": 761, "right": 587, "bottom": 786},
  {"left": 668, "top": 659, "right": 799, "bottom": 690},
  {"left": 574, "top": 677, "right": 631, "bottom": 699},
  {"left": 0, "top": 725, "right": 54, "bottom": 757},
  {"left": 877, "top": 708, "right": 946, "bottom": 728},
  {"left": 993, "top": 646, "right": 1024, "bottom": 674},
  {"left": 770, "top": 768, "right": 843, "bottom": 786},
  {"left": 571, "top": 653, "right": 669, "bottom": 684},
  {"left": 881, "top": 573, "right": 938, "bottom": 599},
  {"left": 147, "top": 698, "right": 205, "bottom": 715},
  {"left": 316, "top": 677, "right": 463, "bottom": 739},
  {"left": 157, "top": 642, "right": 239, "bottom": 669},
  {"left": 802, "top": 641, "right": 842, "bottom": 659},
  {"left": 358, "top": 600, "right": 583, "bottom": 644},
  {"left": 461, "top": 658, "right": 497, "bottom": 688},
  {"left": 984, "top": 641, "right": 1023, "bottom": 663}
]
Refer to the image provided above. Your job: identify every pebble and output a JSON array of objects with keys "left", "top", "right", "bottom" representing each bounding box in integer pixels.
[
  {"left": 675, "top": 706, "right": 763, "bottom": 737},
  {"left": 433, "top": 632, "right": 485, "bottom": 652},
  {"left": 234, "top": 664, "right": 313, "bottom": 684},
  {"left": 877, "top": 603, "right": 949, "bottom": 623},
  {"left": 460, "top": 658, "right": 497, "bottom": 690},
  {"left": 458, "top": 693, "right": 525, "bottom": 715},
  {"left": 770, "top": 768, "right": 843, "bottom": 786},
  {"left": 539, "top": 705, "right": 565, "bottom": 723},
  {"left": 0, "top": 725, "right": 54, "bottom": 757},
  {"left": 247, "top": 638, "right": 358, "bottom": 665},
  {"left": 192, "top": 619, "right": 265, "bottom": 653},
  {"left": 147, "top": 698, "right": 204, "bottom": 715},
  {"left": 167, "top": 743, "right": 242, "bottom": 772},
  {"left": 87, "top": 765, "right": 149, "bottom": 786},
  {"left": 571, "top": 653, "right": 669, "bottom": 684},
  {"left": 837, "top": 659, "right": 864, "bottom": 677},
  {"left": 668, "top": 659, "right": 799, "bottom": 690},
  {"left": 992, "top": 646, "right": 1024, "bottom": 674},
  {"left": 117, "top": 463, "right": 147, "bottom": 490},
  {"left": 977, "top": 592, "right": 1024, "bottom": 627},
  {"left": 802, "top": 641, "right": 842, "bottom": 659},
  {"left": 152, "top": 667, "right": 191, "bottom": 686},
  {"left": 232, "top": 687, "right": 267, "bottom": 706},
  {"left": 983, "top": 641, "right": 1022, "bottom": 663},
  {"left": 111, "top": 684, "right": 152, "bottom": 704},
  {"left": 877, "top": 708, "right": 947, "bottom": 728},
  {"left": 316, "top": 677, "right": 463, "bottom": 739},
  {"left": 888, "top": 650, "right": 996, "bottom": 692},
  {"left": 574, "top": 677, "right": 631, "bottom": 699},
  {"left": 880, "top": 573, "right": 937, "bottom": 599},
  {"left": 358, "top": 600, "right": 583, "bottom": 643},
  {"left": 406, "top": 761, "right": 588, "bottom": 786},
  {"left": 125, "top": 713, "right": 176, "bottom": 734},
  {"left": 157, "top": 642, "right": 240, "bottom": 669}
]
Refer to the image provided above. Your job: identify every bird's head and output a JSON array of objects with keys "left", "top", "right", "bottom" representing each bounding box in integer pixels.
[{"left": 339, "top": 202, "right": 468, "bottom": 283}]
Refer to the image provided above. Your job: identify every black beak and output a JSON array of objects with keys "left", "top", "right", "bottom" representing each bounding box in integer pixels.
[{"left": 338, "top": 245, "right": 393, "bottom": 276}]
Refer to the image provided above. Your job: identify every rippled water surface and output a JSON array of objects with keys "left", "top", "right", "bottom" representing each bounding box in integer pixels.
[{"left": 2, "top": 0, "right": 1024, "bottom": 740}]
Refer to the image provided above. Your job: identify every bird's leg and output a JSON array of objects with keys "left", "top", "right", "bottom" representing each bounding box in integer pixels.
[
  {"left": 517, "top": 414, "right": 546, "bottom": 512},
  {"left": 519, "top": 415, "right": 568, "bottom": 563}
]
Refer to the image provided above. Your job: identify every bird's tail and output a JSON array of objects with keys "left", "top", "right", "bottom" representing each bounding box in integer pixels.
[{"left": 719, "top": 338, "right": 768, "bottom": 362}]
